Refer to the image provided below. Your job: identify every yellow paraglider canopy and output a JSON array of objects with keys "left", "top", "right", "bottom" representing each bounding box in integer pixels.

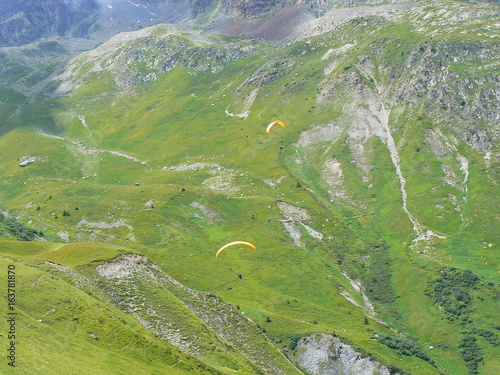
[
  {"left": 216, "top": 241, "right": 257, "bottom": 258},
  {"left": 266, "top": 120, "right": 286, "bottom": 133}
]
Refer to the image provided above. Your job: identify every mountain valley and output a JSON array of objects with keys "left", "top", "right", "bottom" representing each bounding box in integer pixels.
[{"left": 0, "top": 1, "right": 498, "bottom": 374}]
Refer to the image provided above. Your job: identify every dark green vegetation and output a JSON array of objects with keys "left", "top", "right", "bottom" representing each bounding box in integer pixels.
[
  {"left": 425, "top": 268, "right": 499, "bottom": 374},
  {"left": 0, "top": 213, "right": 43, "bottom": 241},
  {"left": 0, "top": 0, "right": 498, "bottom": 374},
  {"left": 373, "top": 332, "right": 430, "bottom": 362}
]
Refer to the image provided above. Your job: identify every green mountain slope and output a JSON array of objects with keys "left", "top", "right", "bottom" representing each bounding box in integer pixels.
[
  {"left": 0, "top": 1, "right": 498, "bottom": 374},
  {"left": 0, "top": 239, "right": 223, "bottom": 374},
  {"left": 1, "top": 239, "right": 304, "bottom": 374}
]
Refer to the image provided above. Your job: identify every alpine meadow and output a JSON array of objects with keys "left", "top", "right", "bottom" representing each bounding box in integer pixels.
[{"left": 0, "top": 0, "right": 498, "bottom": 374}]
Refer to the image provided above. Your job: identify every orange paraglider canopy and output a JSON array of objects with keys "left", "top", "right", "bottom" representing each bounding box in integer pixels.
[
  {"left": 266, "top": 120, "right": 286, "bottom": 133},
  {"left": 216, "top": 241, "right": 257, "bottom": 258}
]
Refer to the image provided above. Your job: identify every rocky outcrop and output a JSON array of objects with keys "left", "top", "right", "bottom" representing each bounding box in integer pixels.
[
  {"left": 293, "top": 333, "right": 393, "bottom": 375},
  {"left": 461, "top": 128, "right": 493, "bottom": 152},
  {"left": 238, "top": 58, "right": 295, "bottom": 90},
  {"left": 392, "top": 40, "right": 499, "bottom": 151},
  {"left": 18, "top": 156, "right": 40, "bottom": 167}
]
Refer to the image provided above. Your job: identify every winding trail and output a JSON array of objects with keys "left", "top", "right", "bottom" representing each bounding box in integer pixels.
[{"left": 37, "top": 128, "right": 146, "bottom": 179}]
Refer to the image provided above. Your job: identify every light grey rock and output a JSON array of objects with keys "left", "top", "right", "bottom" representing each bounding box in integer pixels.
[
  {"left": 294, "top": 333, "right": 393, "bottom": 375},
  {"left": 19, "top": 156, "right": 38, "bottom": 167}
]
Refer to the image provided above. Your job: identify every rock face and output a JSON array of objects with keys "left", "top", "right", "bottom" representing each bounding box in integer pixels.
[
  {"left": 218, "top": 0, "right": 408, "bottom": 18},
  {"left": 220, "top": 0, "right": 291, "bottom": 18},
  {"left": 0, "top": 0, "right": 98, "bottom": 46},
  {"left": 294, "top": 333, "right": 392, "bottom": 375},
  {"left": 390, "top": 40, "right": 499, "bottom": 151}
]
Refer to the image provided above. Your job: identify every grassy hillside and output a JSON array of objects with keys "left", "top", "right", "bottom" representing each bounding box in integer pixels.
[
  {"left": 0, "top": 0, "right": 498, "bottom": 374},
  {"left": 1, "top": 238, "right": 306, "bottom": 374},
  {"left": 0, "top": 239, "right": 224, "bottom": 374}
]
